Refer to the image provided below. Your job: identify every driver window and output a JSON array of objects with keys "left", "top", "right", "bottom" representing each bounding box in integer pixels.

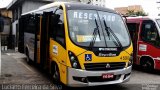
[
  {"left": 141, "top": 20, "right": 159, "bottom": 44},
  {"left": 51, "top": 7, "right": 65, "bottom": 47}
]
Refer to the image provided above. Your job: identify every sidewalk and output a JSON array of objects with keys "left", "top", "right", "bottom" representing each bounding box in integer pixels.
[
  {"left": 1, "top": 49, "right": 17, "bottom": 53},
  {"left": 3, "top": 50, "right": 26, "bottom": 59},
  {"left": 0, "top": 50, "right": 51, "bottom": 84},
  {"left": 0, "top": 50, "right": 28, "bottom": 84}
]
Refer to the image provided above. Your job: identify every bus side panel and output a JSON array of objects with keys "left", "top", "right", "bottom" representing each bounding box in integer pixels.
[
  {"left": 22, "top": 15, "right": 36, "bottom": 61},
  {"left": 50, "top": 39, "right": 67, "bottom": 84},
  {"left": 37, "top": 35, "right": 40, "bottom": 64},
  {"left": 24, "top": 33, "right": 35, "bottom": 61},
  {"left": 155, "top": 60, "right": 160, "bottom": 70},
  {"left": 137, "top": 21, "right": 144, "bottom": 65}
]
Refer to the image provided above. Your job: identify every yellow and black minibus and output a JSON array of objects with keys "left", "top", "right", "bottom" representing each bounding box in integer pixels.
[{"left": 18, "top": 2, "right": 133, "bottom": 87}]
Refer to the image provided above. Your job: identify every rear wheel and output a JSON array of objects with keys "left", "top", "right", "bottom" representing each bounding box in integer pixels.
[
  {"left": 26, "top": 49, "right": 31, "bottom": 64},
  {"left": 141, "top": 57, "right": 154, "bottom": 71}
]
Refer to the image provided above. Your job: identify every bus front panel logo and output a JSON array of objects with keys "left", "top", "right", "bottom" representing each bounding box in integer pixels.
[
  {"left": 106, "top": 63, "right": 110, "bottom": 68},
  {"left": 85, "top": 54, "right": 92, "bottom": 61}
]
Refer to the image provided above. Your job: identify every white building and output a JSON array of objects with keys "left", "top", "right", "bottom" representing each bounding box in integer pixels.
[
  {"left": 7, "top": 0, "right": 53, "bottom": 51},
  {"left": 80, "top": 0, "right": 105, "bottom": 7},
  {"left": 157, "top": 0, "right": 160, "bottom": 16}
]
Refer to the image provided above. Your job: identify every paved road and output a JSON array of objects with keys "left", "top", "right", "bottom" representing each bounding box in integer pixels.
[{"left": 1, "top": 52, "right": 160, "bottom": 90}]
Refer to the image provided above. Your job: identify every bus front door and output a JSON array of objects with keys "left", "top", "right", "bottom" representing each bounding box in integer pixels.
[
  {"left": 127, "top": 23, "right": 139, "bottom": 64},
  {"left": 40, "top": 12, "right": 52, "bottom": 69}
]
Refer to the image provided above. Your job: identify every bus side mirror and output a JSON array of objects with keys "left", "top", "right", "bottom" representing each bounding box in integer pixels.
[
  {"left": 122, "top": 14, "right": 127, "bottom": 23},
  {"left": 0, "top": 16, "right": 4, "bottom": 32},
  {"left": 52, "top": 14, "right": 60, "bottom": 25}
]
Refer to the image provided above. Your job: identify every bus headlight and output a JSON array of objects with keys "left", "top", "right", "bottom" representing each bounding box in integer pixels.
[
  {"left": 68, "top": 51, "right": 81, "bottom": 69},
  {"left": 73, "top": 62, "right": 78, "bottom": 68},
  {"left": 128, "top": 53, "right": 133, "bottom": 67}
]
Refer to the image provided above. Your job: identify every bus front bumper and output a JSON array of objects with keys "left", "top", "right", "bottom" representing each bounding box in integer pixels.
[{"left": 67, "top": 66, "right": 132, "bottom": 87}]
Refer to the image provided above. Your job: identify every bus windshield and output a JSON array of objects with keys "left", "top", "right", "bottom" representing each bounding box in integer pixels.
[{"left": 67, "top": 10, "right": 130, "bottom": 48}]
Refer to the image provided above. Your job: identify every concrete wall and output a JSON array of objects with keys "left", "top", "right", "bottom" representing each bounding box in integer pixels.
[
  {"left": 0, "top": 10, "right": 12, "bottom": 18},
  {"left": 12, "top": 20, "right": 18, "bottom": 35},
  {"left": 2, "top": 18, "right": 11, "bottom": 35},
  {"left": 12, "top": 20, "right": 18, "bottom": 48},
  {"left": 22, "top": 0, "right": 50, "bottom": 14},
  {"left": 114, "top": 5, "right": 144, "bottom": 15},
  {"left": 0, "top": 9, "right": 12, "bottom": 35}
]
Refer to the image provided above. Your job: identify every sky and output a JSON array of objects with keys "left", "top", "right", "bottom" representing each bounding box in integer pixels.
[
  {"left": 0, "top": 0, "right": 12, "bottom": 8},
  {"left": 105, "top": 0, "right": 159, "bottom": 16},
  {"left": 0, "top": 0, "right": 159, "bottom": 16}
]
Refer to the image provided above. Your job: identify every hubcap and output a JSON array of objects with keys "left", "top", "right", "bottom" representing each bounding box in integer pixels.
[
  {"left": 143, "top": 60, "right": 153, "bottom": 69},
  {"left": 53, "top": 65, "right": 59, "bottom": 81}
]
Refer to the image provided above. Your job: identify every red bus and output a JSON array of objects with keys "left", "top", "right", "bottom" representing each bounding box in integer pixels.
[{"left": 126, "top": 16, "right": 160, "bottom": 70}]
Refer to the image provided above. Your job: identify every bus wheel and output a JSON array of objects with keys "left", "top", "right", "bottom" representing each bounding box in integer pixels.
[
  {"left": 26, "top": 49, "right": 31, "bottom": 64},
  {"left": 52, "top": 63, "right": 60, "bottom": 83},
  {"left": 141, "top": 57, "right": 154, "bottom": 71}
]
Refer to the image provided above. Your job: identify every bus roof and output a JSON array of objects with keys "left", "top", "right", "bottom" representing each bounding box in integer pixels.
[
  {"left": 64, "top": 2, "right": 116, "bottom": 13},
  {"left": 22, "top": 2, "right": 117, "bottom": 16},
  {"left": 126, "top": 16, "right": 160, "bottom": 21}
]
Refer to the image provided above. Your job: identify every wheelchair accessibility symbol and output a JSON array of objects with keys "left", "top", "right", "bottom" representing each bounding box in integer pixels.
[{"left": 85, "top": 54, "right": 92, "bottom": 61}]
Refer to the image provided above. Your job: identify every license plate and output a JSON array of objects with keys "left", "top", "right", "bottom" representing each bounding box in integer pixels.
[{"left": 102, "top": 74, "right": 114, "bottom": 79}]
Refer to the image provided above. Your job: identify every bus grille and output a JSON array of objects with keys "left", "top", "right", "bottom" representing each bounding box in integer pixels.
[{"left": 84, "top": 62, "right": 126, "bottom": 71}]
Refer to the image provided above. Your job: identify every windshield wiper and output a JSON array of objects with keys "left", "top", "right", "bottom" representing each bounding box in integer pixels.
[
  {"left": 89, "top": 19, "right": 101, "bottom": 50},
  {"left": 103, "top": 20, "right": 123, "bottom": 49},
  {"left": 95, "top": 19, "right": 101, "bottom": 40}
]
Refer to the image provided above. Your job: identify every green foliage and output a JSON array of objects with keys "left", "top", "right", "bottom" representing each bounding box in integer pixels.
[{"left": 126, "top": 10, "right": 148, "bottom": 16}]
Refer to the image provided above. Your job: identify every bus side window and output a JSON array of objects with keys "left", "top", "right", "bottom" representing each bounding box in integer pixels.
[
  {"left": 25, "top": 15, "right": 36, "bottom": 34},
  {"left": 141, "top": 20, "right": 158, "bottom": 43},
  {"left": 52, "top": 7, "right": 65, "bottom": 47}
]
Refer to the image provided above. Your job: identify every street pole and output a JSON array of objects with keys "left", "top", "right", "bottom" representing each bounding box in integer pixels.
[
  {"left": 0, "top": 13, "right": 4, "bottom": 77},
  {"left": 0, "top": 32, "right": 1, "bottom": 76}
]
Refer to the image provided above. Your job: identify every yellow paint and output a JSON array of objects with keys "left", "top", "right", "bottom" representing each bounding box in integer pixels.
[
  {"left": 49, "top": 39, "right": 67, "bottom": 84},
  {"left": 65, "top": 35, "right": 133, "bottom": 69},
  {"left": 48, "top": 3, "right": 68, "bottom": 85}
]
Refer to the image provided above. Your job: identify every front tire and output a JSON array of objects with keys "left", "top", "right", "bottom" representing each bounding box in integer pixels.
[{"left": 51, "top": 63, "right": 60, "bottom": 84}]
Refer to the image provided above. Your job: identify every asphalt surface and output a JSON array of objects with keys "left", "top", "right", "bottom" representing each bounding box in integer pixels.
[{"left": 0, "top": 51, "right": 160, "bottom": 90}]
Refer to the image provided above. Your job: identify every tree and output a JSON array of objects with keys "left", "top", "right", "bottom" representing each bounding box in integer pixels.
[
  {"left": 135, "top": 11, "right": 147, "bottom": 16},
  {"left": 126, "top": 10, "right": 147, "bottom": 16},
  {"left": 126, "top": 10, "right": 135, "bottom": 16}
]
